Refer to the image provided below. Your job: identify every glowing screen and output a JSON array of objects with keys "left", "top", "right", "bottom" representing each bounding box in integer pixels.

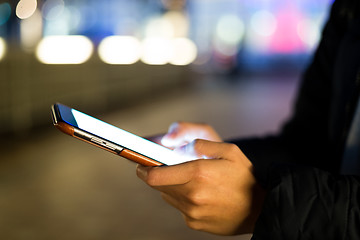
[{"left": 71, "top": 109, "right": 194, "bottom": 166}]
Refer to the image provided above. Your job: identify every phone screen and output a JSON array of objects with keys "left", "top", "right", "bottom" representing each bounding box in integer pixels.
[{"left": 56, "top": 104, "right": 194, "bottom": 166}]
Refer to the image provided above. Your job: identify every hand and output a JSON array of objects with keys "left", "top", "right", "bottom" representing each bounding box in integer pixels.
[
  {"left": 136, "top": 140, "right": 265, "bottom": 235},
  {"left": 161, "top": 122, "right": 223, "bottom": 148},
  {"left": 144, "top": 134, "right": 164, "bottom": 145}
]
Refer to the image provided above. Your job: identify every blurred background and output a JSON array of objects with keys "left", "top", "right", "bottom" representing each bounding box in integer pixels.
[{"left": 0, "top": 0, "right": 333, "bottom": 239}]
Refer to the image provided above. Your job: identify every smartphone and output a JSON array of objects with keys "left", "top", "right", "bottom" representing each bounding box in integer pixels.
[{"left": 51, "top": 103, "right": 194, "bottom": 166}]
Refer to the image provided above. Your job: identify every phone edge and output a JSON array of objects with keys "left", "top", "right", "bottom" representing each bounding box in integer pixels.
[
  {"left": 51, "top": 104, "right": 75, "bottom": 136},
  {"left": 51, "top": 104, "right": 164, "bottom": 167}
]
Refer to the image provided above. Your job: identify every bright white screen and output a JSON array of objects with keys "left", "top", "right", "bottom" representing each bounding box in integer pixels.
[{"left": 71, "top": 109, "right": 194, "bottom": 165}]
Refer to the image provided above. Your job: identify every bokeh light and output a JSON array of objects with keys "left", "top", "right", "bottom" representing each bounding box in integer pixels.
[
  {"left": 141, "top": 37, "right": 173, "bottom": 65},
  {"left": 43, "top": 7, "right": 74, "bottom": 36},
  {"left": 36, "top": 35, "right": 93, "bottom": 64},
  {"left": 297, "top": 18, "right": 321, "bottom": 50},
  {"left": 140, "top": 37, "right": 197, "bottom": 66},
  {"left": 16, "top": 0, "right": 37, "bottom": 19},
  {"left": 246, "top": 10, "right": 278, "bottom": 53},
  {"left": 5, "top": 0, "right": 333, "bottom": 68},
  {"left": 250, "top": 10, "right": 277, "bottom": 37},
  {"left": 98, "top": 36, "right": 141, "bottom": 65},
  {"left": 0, "top": 37, "right": 6, "bottom": 61},
  {"left": 41, "top": 0, "right": 65, "bottom": 20},
  {"left": 169, "top": 38, "right": 197, "bottom": 66},
  {"left": 20, "top": 9, "right": 43, "bottom": 52},
  {"left": 0, "top": 3, "right": 11, "bottom": 25},
  {"left": 216, "top": 15, "right": 245, "bottom": 46},
  {"left": 163, "top": 11, "right": 189, "bottom": 38},
  {"left": 144, "top": 16, "right": 174, "bottom": 38},
  {"left": 214, "top": 14, "right": 245, "bottom": 57},
  {"left": 269, "top": 7, "right": 304, "bottom": 53}
]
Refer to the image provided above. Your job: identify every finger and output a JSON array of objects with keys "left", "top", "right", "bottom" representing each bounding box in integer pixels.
[
  {"left": 144, "top": 134, "right": 165, "bottom": 145},
  {"left": 161, "top": 193, "right": 192, "bottom": 221},
  {"left": 161, "top": 192, "right": 207, "bottom": 232},
  {"left": 174, "top": 140, "right": 205, "bottom": 159},
  {"left": 161, "top": 122, "right": 188, "bottom": 147},
  {"left": 179, "top": 139, "right": 245, "bottom": 162},
  {"left": 136, "top": 161, "right": 199, "bottom": 187},
  {"left": 161, "top": 122, "right": 216, "bottom": 148},
  {"left": 136, "top": 164, "right": 150, "bottom": 182},
  {"left": 161, "top": 192, "right": 194, "bottom": 216}
]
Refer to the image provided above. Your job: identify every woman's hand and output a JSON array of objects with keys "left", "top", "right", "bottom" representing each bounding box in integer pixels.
[{"left": 136, "top": 139, "right": 265, "bottom": 235}]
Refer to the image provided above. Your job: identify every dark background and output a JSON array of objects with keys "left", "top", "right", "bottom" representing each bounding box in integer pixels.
[{"left": 0, "top": 0, "right": 332, "bottom": 239}]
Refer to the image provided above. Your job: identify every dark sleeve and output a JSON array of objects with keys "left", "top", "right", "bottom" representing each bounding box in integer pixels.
[
  {"left": 252, "top": 165, "right": 360, "bottom": 240},
  {"left": 229, "top": 0, "right": 347, "bottom": 184},
  {"left": 227, "top": 0, "right": 360, "bottom": 238}
]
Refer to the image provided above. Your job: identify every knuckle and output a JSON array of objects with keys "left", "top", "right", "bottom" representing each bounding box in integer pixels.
[
  {"left": 191, "top": 161, "right": 208, "bottom": 182},
  {"left": 226, "top": 143, "right": 241, "bottom": 154},
  {"left": 188, "top": 190, "right": 207, "bottom": 206},
  {"left": 202, "top": 123, "right": 213, "bottom": 131},
  {"left": 184, "top": 205, "right": 203, "bottom": 222},
  {"left": 185, "top": 218, "right": 204, "bottom": 231},
  {"left": 174, "top": 121, "right": 186, "bottom": 129},
  {"left": 191, "top": 161, "right": 213, "bottom": 186}
]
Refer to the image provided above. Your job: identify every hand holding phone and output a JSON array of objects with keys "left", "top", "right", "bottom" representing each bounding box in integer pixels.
[{"left": 51, "top": 103, "right": 195, "bottom": 166}]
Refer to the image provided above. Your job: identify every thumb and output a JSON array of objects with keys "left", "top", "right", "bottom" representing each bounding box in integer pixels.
[
  {"left": 178, "top": 139, "right": 248, "bottom": 163},
  {"left": 174, "top": 139, "right": 221, "bottom": 160}
]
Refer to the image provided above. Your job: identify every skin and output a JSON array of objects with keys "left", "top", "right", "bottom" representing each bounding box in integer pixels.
[{"left": 137, "top": 122, "right": 265, "bottom": 235}]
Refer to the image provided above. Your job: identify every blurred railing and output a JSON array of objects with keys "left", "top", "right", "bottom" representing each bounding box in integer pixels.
[{"left": 0, "top": 45, "right": 192, "bottom": 136}]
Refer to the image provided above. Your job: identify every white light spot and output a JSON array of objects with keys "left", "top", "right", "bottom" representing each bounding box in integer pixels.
[
  {"left": 216, "top": 15, "right": 245, "bottom": 46},
  {"left": 98, "top": 36, "right": 141, "bottom": 65},
  {"left": 297, "top": 18, "right": 321, "bottom": 50},
  {"left": 141, "top": 37, "right": 173, "bottom": 65},
  {"left": 0, "top": 37, "right": 6, "bottom": 61},
  {"left": 169, "top": 38, "right": 197, "bottom": 66},
  {"left": 36, "top": 35, "right": 93, "bottom": 64},
  {"left": 250, "top": 10, "right": 277, "bottom": 37},
  {"left": 144, "top": 16, "right": 174, "bottom": 38},
  {"left": 16, "top": 0, "right": 37, "bottom": 19}
]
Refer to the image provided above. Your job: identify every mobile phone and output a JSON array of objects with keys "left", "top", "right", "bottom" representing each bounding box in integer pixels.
[{"left": 51, "top": 103, "right": 194, "bottom": 166}]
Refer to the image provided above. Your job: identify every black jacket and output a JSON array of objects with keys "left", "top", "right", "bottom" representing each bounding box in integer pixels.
[{"left": 231, "top": 0, "right": 360, "bottom": 239}]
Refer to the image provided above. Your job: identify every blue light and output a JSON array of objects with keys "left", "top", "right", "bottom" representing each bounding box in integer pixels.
[{"left": 0, "top": 3, "right": 11, "bottom": 26}]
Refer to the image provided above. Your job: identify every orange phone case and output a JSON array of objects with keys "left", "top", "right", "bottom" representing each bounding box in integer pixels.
[{"left": 54, "top": 121, "right": 163, "bottom": 167}]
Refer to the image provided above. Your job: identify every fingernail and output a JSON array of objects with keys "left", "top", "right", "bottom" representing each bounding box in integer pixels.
[
  {"left": 168, "top": 122, "right": 179, "bottom": 133},
  {"left": 136, "top": 165, "right": 148, "bottom": 179},
  {"left": 161, "top": 134, "right": 178, "bottom": 147},
  {"left": 160, "top": 135, "right": 171, "bottom": 147}
]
